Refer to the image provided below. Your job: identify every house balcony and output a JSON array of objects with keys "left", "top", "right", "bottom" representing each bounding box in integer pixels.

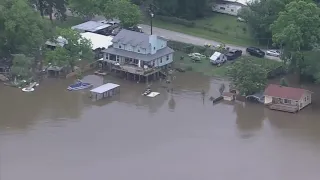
[
  {"left": 112, "top": 63, "right": 161, "bottom": 76},
  {"left": 269, "top": 104, "right": 299, "bottom": 113}
]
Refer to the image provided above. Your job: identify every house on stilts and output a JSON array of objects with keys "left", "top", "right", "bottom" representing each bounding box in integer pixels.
[{"left": 100, "top": 29, "right": 175, "bottom": 82}]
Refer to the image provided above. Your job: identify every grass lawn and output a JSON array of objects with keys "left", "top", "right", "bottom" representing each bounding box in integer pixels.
[
  {"left": 173, "top": 51, "right": 282, "bottom": 77},
  {"left": 45, "top": 16, "right": 85, "bottom": 28},
  {"left": 145, "top": 13, "right": 258, "bottom": 47}
]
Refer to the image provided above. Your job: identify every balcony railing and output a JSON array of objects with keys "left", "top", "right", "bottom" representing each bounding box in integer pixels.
[{"left": 112, "top": 63, "right": 160, "bottom": 75}]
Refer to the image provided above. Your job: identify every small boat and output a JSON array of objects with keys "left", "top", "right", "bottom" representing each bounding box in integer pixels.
[
  {"left": 142, "top": 88, "right": 152, "bottom": 96},
  {"left": 67, "top": 80, "right": 92, "bottom": 91}
]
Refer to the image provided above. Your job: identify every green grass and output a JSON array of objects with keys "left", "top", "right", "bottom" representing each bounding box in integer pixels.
[
  {"left": 45, "top": 16, "right": 85, "bottom": 28},
  {"left": 173, "top": 51, "right": 281, "bottom": 77},
  {"left": 145, "top": 13, "right": 259, "bottom": 47}
]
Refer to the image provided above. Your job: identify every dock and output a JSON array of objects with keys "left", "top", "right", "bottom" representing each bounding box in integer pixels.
[{"left": 90, "top": 83, "right": 120, "bottom": 101}]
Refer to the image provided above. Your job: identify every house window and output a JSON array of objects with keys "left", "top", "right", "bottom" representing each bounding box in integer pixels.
[
  {"left": 284, "top": 99, "right": 291, "bottom": 104},
  {"left": 116, "top": 56, "right": 120, "bottom": 62},
  {"left": 138, "top": 49, "right": 140, "bottom": 52},
  {"left": 119, "top": 45, "right": 122, "bottom": 48},
  {"left": 220, "top": 7, "right": 226, "bottom": 10},
  {"left": 305, "top": 97, "right": 307, "bottom": 101},
  {"left": 154, "top": 47, "right": 156, "bottom": 50},
  {"left": 307, "top": 96, "right": 309, "bottom": 100},
  {"left": 160, "top": 58, "right": 163, "bottom": 63},
  {"left": 231, "top": 9, "right": 234, "bottom": 12},
  {"left": 166, "top": 55, "right": 169, "bottom": 61}
]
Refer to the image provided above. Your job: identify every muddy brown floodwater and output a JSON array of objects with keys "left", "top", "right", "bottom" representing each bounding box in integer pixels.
[{"left": 1, "top": 72, "right": 320, "bottom": 180}]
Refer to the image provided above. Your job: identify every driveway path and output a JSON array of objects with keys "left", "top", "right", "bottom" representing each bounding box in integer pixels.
[{"left": 139, "top": 24, "right": 281, "bottom": 61}]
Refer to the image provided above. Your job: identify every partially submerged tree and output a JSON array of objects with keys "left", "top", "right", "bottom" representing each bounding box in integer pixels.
[
  {"left": 45, "top": 28, "right": 93, "bottom": 71},
  {"left": 10, "top": 54, "right": 33, "bottom": 79},
  {"left": 227, "top": 58, "right": 268, "bottom": 95}
]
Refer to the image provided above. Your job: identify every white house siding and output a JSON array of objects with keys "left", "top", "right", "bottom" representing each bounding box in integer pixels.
[
  {"left": 298, "top": 92, "right": 312, "bottom": 110},
  {"left": 149, "top": 35, "right": 158, "bottom": 55},
  {"left": 212, "top": 4, "right": 242, "bottom": 16},
  {"left": 152, "top": 53, "right": 173, "bottom": 68},
  {"left": 264, "top": 95, "right": 272, "bottom": 104},
  {"left": 156, "top": 38, "right": 167, "bottom": 51}
]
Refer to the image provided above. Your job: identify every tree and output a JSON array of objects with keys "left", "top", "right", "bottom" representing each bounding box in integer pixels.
[
  {"left": 10, "top": 54, "right": 33, "bottom": 79},
  {"left": 45, "top": 28, "right": 93, "bottom": 70},
  {"left": 104, "top": 0, "right": 141, "bottom": 28},
  {"left": 239, "top": 0, "right": 291, "bottom": 45},
  {"left": 45, "top": 46, "right": 70, "bottom": 67},
  {"left": 0, "top": 0, "right": 52, "bottom": 58},
  {"left": 29, "top": 0, "right": 68, "bottom": 21},
  {"left": 271, "top": 0, "right": 320, "bottom": 78},
  {"left": 227, "top": 58, "right": 268, "bottom": 95}
]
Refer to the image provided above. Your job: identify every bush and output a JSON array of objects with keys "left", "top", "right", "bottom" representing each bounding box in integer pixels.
[
  {"left": 156, "top": 15, "right": 195, "bottom": 27},
  {"left": 167, "top": 40, "right": 214, "bottom": 56}
]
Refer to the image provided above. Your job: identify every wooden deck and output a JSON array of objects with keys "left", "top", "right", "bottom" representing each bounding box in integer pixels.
[
  {"left": 269, "top": 104, "right": 299, "bottom": 113},
  {"left": 112, "top": 64, "right": 160, "bottom": 76}
]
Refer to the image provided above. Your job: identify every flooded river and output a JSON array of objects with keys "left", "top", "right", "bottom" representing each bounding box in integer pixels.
[{"left": 1, "top": 73, "right": 320, "bottom": 180}]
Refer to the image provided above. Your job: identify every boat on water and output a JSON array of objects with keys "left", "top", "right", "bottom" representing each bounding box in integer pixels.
[
  {"left": 142, "top": 88, "right": 152, "bottom": 96},
  {"left": 67, "top": 80, "right": 93, "bottom": 91}
]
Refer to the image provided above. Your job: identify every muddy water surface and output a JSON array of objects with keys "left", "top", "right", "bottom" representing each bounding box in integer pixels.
[{"left": 1, "top": 73, "right": 320, "bottom": 180}]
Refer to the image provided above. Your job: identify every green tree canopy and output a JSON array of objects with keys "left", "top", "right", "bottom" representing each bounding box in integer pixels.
[
  {"left": 271, "top": 0, "right": 320, "bottom": 78},
  {"left": 239, "top": 0, "right": 291, "bottom": 44},
  {"left": 10, "top": 54, "right": 33, "bottom": 78},
  {"left": 45, "top": 28, "right": 93, "bottom": 70},
  {"left": 271, "top": 0, "right": 320, "bottom": 51},
  {"left": 227, "top": 58, "right": 268, "bottom": 95},
  {"left": 104, "top": 0, "right": 141, "bottom": 28},
  {"left": 0, "top": 0, "right": 52, "bottom": 58}
]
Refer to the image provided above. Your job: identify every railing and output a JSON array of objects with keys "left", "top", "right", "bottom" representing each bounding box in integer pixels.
[{"left": 113, "top": 64, "right": 160, "bottom": 75}]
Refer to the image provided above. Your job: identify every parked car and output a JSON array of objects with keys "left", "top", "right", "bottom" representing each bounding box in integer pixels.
[
  {"left": 266, "top": 49, "right": 281, "bottom": 57},
  {"left": 225, "top": 49, "right": 242, "bottom": 60},
  {"left": 188, "top": 53, "right": 206, "bottom": 58},
  {"left": 210, "top": 52, "right": 227, "bottom": 65},
  {"left": 246, "top": 47, "right": 265, "bottom": 58},
  {"left": 189, "top": 54, "right": 202, "bottom": 62}
]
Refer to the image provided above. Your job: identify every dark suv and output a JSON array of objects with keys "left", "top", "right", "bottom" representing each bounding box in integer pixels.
[
  {"left": 225, "top": 49, "right": 242, "bottom": 60},
  {"left": 246, "top": 47, "right": 265, "bottom": 58}
]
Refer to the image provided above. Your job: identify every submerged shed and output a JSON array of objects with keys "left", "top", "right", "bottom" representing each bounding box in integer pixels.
[{"left": 90, "top": 83, "right": 120, "bottom": 101}]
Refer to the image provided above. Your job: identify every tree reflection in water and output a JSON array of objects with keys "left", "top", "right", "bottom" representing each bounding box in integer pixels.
[{"left": 233, "top": 101, "right": 266, "bottom": 137}]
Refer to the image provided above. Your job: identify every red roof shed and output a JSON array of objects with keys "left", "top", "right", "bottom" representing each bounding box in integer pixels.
[{"left": 264, "top": 84, "right": 310, "bottom": 101}]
